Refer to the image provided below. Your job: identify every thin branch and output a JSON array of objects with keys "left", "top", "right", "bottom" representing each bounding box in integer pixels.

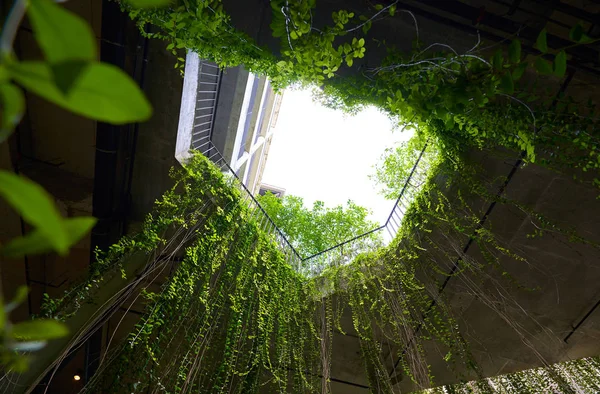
[
  {"left": 498, "top": 93, "right": 537, "bottom": 132},
  {"left": 467, "top": 30, "right": 481, "bottom": 53},
  {"left": 1, "top": 0, "right": 27, "bottom": 56},
  {"left": 281, "top": 4, "right": 294, "bottom": 51},
  {"left": 345, "top": 0, "right": 400, "bottom": 33},
  {"left": 461, "top": 54, "right": 492, "bottom": 67}
]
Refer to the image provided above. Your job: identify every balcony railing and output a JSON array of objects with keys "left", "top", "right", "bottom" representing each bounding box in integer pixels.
[
  {"left": 299, "top": 143, "right": 429, "bottom": 276},
  {"left": 191, "top": 60, "right": 222, "bottom": 152},
  {"left": 193, "top": 139, "right": 429, "bottom": 276}
]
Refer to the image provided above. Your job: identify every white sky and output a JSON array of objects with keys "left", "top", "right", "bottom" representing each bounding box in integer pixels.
[{"left": 261, "top": 88, "right": 413, "bottom": 225}]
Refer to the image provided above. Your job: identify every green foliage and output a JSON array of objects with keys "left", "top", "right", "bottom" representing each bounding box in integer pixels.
[
  {"left": 9, "top": 61, "right": 152, "bottom": 123},
  {"left": 0, "top": 171, "right": 73, "bottom": 254},
  {"left": 11, "top": 320, "right": 68, "bottom": 341},
  {"left": 123, "top": 0, "right": 600, "bottom": 184},
  {"left": 4, "top": 1, "right": 597, "bottom": 390},
  {"left": 256, "top": 192, "right": 380, "bottom": 258},
  {"left": 27, "top": 0, "right": 97, "bottom": 64},
  {"left": 2, "top": 217, "right": 96, "bottom": 258},
  {"left": 508, "top": 39, "right": 521, "bottom": 63},
  {"left": 41, "top": 151, "right": 600, "bottom": 393},
  {"left": 0, "top": 83, "right": 24, "bottom": 142},
  {"left": 371, "top": 133, "right": 438, "bottom": 200},
  {"left": 0, "top": 0, "right": 153, "bottom": 374},
  {"left": 126, "top": 0, "right": 171, "bottom": 9},
  {"left": 125, "top": 0, "right": 380, "bottom": 87},
  {"left": 553, "top": 50, "right": 567, "bottom": 77},
  {"left": 0, "top": 287, "right": 69, "bottom": 373},
  {"left": 1, "top": 0, "right": 152, "bottom": 134},
  {"left": 418, "top": 356, "right": 600, "bottom": 394},
  {"left": 535, "top": 28, "right": 548, "bottom": 53}
]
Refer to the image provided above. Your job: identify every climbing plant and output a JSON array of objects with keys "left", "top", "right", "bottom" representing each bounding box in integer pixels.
[
  {"left": 125, "top": 0, "right": 599, "bottom": 186},
  {"left": 29, "top": 147, "right": 598, "bottom": 393},
  {"left": 4, "top": 0, "right": 599, "bottom": 392}
]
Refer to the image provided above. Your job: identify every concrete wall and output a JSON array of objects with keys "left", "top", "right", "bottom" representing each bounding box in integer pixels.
[
  {"left": 128, "top": 40, "right": 185, "bottom": 221},
  {"left": 212, "top": 67, "right": 250, "bottom": 162}
]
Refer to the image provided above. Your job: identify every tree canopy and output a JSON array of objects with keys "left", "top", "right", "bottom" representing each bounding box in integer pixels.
[
  {"left": 255, "top": 192, "right": 381, "bottom": 258},
  {"left": 371, "top": 133, "right": 438, "bottom": 200}
]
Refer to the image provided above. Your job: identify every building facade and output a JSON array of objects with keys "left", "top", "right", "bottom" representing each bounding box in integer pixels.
[{"left": 175, "top": 52, "right": 282, "bottom": 194}]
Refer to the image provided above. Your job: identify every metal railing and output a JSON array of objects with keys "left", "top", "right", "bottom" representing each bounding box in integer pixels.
[
  {"left": 299, "top": 144, "right": 430, "bottom": 276},
  {"left": 186, "top": 63, "right": 429, "bottom": 275},
  {"left": 191, "top": 60, "right": 222, "bottom": 151},
  {"left": 194, "top": 140, "right": 304, "bottom": 270},
  {"left": 196, "top": 139, "right": 429, "bottom": 277}
]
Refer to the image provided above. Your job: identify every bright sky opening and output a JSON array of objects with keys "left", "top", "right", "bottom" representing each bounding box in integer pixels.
[{"left": 261, "top": 87, "right": 414, "bottom": 225}]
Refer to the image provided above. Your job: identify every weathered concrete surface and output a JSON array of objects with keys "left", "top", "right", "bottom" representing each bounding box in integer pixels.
[{"left": 128, "top": 40, "right": 184, "bottom": 221}]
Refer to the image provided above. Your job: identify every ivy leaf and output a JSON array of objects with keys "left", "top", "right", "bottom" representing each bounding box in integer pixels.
[
  {"left": 534, "top": 57, "right": 552, "bottom": 75},
  {"left": 535, "top": 28, "right": 548, "bottom": 53},
  {"left": 499, "top": 72, "right": 514, "bottom": 94},
  {"left": 569, "top": 23, "right": 593, "bottom": 44},
  {"left": 0, "top": 83, "right": 25, "bottom": 142},
  {"left": 2, "top": 217, "right": 97, "bottom": 258},
  {"left": 362, "top": 20, "right": 372, "bottom": 35},
  {"left": 290, "top": 30, "right": 298, "bottom": 40},
  {"left": 512, "top": 62, "right": 527, "bottom": 81},
  {"left": 389, "top": 4, "right": 396, "bottom": 16},
  {"left": 0, "top": 170, "right": 68, "bottom": 254},
  {"left": 569, "top": 23, "right": 583, "bottom": 43},
  {"left": 127, "top": 0, "right": 171, "bottom": 8},
  {"left": 27, "top": 0, "right": 97, "bottom": 63},
  {"left": 11, "top": 320, "right": 68, "bottom": 341},
  {"left": 554, "top": 50, "right": 567, "bottom": 77},
  {"left": 9, "top": 61, "right": 152, "bottom": 124},
  {"left": 508, "top": 39, "right": 521, "bottom": 63},
  {"left": 346, "top": 58, "right": 354, "bottom": 67}
]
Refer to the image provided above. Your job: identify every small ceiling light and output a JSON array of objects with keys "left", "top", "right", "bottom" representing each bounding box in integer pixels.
[{"left": 73, "top": 374, "right": 81, "bottom": 381}]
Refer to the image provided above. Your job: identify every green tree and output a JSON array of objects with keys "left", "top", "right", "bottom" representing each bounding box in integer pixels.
[
  {"left": 256, "top": 193, "right": 381, "bottom": 258},
  {"left": 371, "top": 133, "right": 438, "bottom": 200}
]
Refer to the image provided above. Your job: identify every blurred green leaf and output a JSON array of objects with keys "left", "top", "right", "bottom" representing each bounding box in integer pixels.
[
  {"left": 499, "top": 72, "right": 514, "bottom": 94},
  {"left": 508, "top": 40, "right": 521, "bottom": 63},
  {"left": 5, "top": 286, "right": 29, "bottom": 313},
  {"left": 10, "top": 61, "right": 152, "bottom": 124},
  {"left": 569, "top": 23, "right": 584, "bottom": 43},
  {"left": 127, "top": 0, "right": 171, "bottom": 8},
  {"left": 0, "top": 299, "right": 5, "bottom": 330},
  {"left": 492, "top": 50, "right": 503, "bottom": 71},
  {"left": 512, "top": 63, "right": 527, "bottom": 81},
  {"left": 27, "top": 0, "right": 97, "bottom": 63},
  {"left": 0, "top": 170, "right": 68, "bottom": 253},
  {"left": 0, "top": 83, "right": 24, "bottom": 142},
  {"left": 2, "top": 217, "right": 97, "bottom": 258},
  {"left": 535, "top": 28, "right": 548, "bottom": 53},
  {"left": 50, "top": 61, "right": 90, "bottom": 95},
  {"left": 534, "top": 57, "right": 552, "bottom": 75},
  {"left": 11, "top": 319, "right": 68, "bottom": 341},
  {"left": 554, "top": 50, "right": 567, "bottom": 77}
]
